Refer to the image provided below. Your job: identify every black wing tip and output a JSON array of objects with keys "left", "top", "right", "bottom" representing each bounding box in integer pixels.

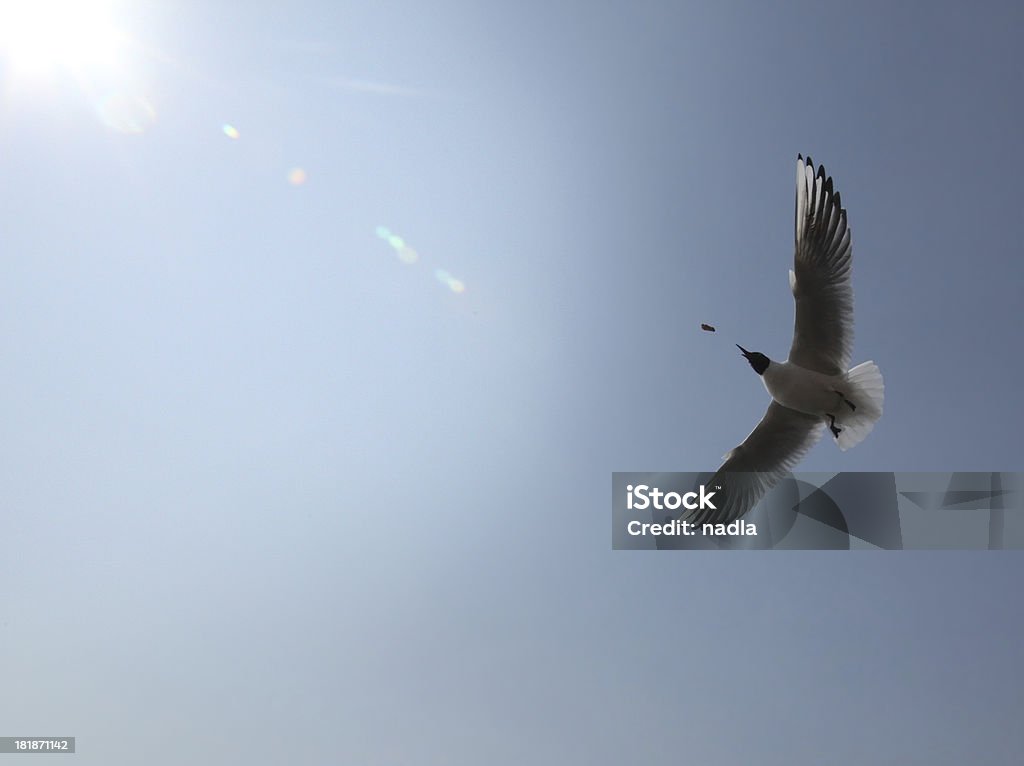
[
  {"left": 798, "top": 154, "right": 847, "bottom": 207},
  {"left": 798, "top": 154, "right": 834, "bottom": 180}
]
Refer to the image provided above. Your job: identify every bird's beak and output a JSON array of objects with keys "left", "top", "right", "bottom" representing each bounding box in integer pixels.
[{"left": 736, "top": 344, "right": 751, "bottom": 358}]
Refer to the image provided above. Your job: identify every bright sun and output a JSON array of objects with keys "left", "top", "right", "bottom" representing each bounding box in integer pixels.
[{"left": 0, "top": 0, "right": 121, "bottom": 76}]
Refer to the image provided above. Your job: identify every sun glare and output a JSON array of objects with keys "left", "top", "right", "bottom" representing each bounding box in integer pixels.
[{"left": 0, "top": 0, "right": 121, "bottom": 76}]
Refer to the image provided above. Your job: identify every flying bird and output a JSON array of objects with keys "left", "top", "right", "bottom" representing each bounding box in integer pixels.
[{"left": 687, "top": 155, "right": 884, "bottom": 525}]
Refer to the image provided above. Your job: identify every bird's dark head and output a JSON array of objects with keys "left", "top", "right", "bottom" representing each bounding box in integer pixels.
[{"left": 737, "top": 345, "right": 770, "bottom": 375}]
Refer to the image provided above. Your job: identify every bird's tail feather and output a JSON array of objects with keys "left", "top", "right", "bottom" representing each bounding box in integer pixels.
[{"left": 834, "top": 361, "right": 884, "bottom": 451}]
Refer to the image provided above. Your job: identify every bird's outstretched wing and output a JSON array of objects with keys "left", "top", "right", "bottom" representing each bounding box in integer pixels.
[
  {"left": 684, "top": 401, "right": 824, "bottom": 524},
  {"left": 788, "top": 155, "right": 853, "bottom": 376}
]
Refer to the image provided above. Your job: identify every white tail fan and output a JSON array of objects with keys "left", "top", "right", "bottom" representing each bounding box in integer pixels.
[{"left": 834, "top": 361, "right": 884, "bottom": 451}]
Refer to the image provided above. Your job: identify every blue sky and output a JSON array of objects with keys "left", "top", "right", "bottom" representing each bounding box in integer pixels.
[{"left": 1, "top": 1, "right": 1022, "bottom": 763}]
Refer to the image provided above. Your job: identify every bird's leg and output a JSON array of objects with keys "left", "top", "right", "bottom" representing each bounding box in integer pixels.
[
  {"left": 834, "top": 389, "right": 856, "bottom": 411},
  {"left": 827, "top": 413, "right": 842, "bottom": 439}
]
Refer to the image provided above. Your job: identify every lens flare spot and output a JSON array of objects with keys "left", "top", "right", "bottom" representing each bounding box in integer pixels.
[
  {"left": 433, "top": 268, "right": 465, "bottom": 293},
  {"left": 95, "top": 92, "right": 155, "bottom": 134},
  {"left": 287, "top": 167, "right": 307, "bottom": 185},
  {"left": 376, "top": 227, "right": 458, "bottom": 279},
  {"left": 222, "top": 124, "right": 240, "bottom": 139}
]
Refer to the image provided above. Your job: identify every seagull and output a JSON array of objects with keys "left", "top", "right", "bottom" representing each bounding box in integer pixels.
[{"left": 687, "top": 155, "right": 884, "bottom": 525}]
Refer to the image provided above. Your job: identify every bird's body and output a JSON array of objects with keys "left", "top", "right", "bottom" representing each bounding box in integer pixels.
[
  {"left": 759, "top": 357, "right": 883, "bottom": 452},
  {"left": 762, "top": 359, "right": 846, "bottom": 417},
  {"left": 684, "top": 155, "right": 885, "bottom": 525}
]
